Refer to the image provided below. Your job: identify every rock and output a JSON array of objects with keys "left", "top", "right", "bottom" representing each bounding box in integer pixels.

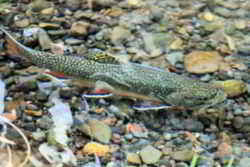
[
  {"left": 169, "top": 37, "right": 183, "bottom": 50},
  {"left": 110, "top": 26, "right": 131, "bottom": 45},
  {"left": 39, "top": 23, "right": 60, "bottom": 29},
  {"left": 32, "top": 131, "right": 46, "bottom": 141},
  {"left": 233, "top": 116, "right": 244, "bottom": 129},
  {"left": 201, "top": 11, "right": 216, "bottom": 21},
  {"left": 0, "top": 66, "right": 12, "bottom": 78},
  {"left": 184, "top": 51, "right": 225, "bottom": 74},
  {"left": 126, "top": 152, "right": 141, "bottom": 164},
  {"left": 165, "top": 51, "right": 182, "bottom": 66},
  {"left": 0, "top": 149, "right": 27, "bottom": 167},
  {"left": 59, "top": 87, "right": 76, "bottom": 99},
  {"left": 23, "top": 27, "right": 40, "bottom": 37},
  {"left": 74, "top": 10, "right": 92, "bottom": 19},
  {"left": 79, "top": 119, "right": 112, "bottom": 143},
  {"left": 40, "top": 7, "right": 57, "bottom": 15},
  {"left": 175, "top": 162, "right": 189, "bottom": 167},
  {"left": 127, "top": 0, "right": 144, "bottom": 8},
  {"left": 36, "top": 91, "right": 48, "bottom": 102},
  {"left": 65, "top": 38, "right": 84, "bottom": 45},
  {"left": 64, "top": 9, "right": 73, "bottom": 16},
  {"left": 70, "top": 21, "right": 90, "bottom": 36},
  {"left": 48, "top": 30, "right": 69, "bottom": 36},
  {"left": 170, "top": 118, "right": 204, "bottom": 131},
  {"left": 213, "top": 80, "right": 247, "bottom": 97},
  {"left": 29, "top": 0, "right": 52, "bottom": 12},
  {"left": 234, "top": 20, "right": 246, "bottom": 30},
  {"left": 126, "top": 123, "right": 147, "bottom": 138},
  {"left": 213, "top": 7, "right": 234, "bottom": 18},
  {"left": 17, "top": 80, "right": 38, "bottom": 92},
  {"left": 65, "top": 0, "right": 82, "bottom": 10},
  {"left": 203, "top": 21, "right": 224, "bottom": 32},
  {"left": 139, "top": 145, "right": 162, "bottom": 164},
  {"left": 82, "top": 142, "right": 110, "bottom": 157},
  {"left": 106, "top": 162, "right": 123, "bottom": 167},
  {"left": 37, "top": 28, "right": 53, "bottom": 50},
  {"left": 171, "top": 149, "right": 194, "bottom": 161},
  {"left": 36, "top": 116, "right": 53, "bottom": 129},
  {"left": 91, "top": 0, "right": 117, "bottom": 8},
  {"left": 14, "top": 18, "right": 30, "bottom": 28},
  {"left": 216, "top": 142, "right": 232, "bottom": 157}
]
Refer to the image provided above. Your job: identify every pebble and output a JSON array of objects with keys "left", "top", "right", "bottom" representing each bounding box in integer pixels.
[
  {"left": 82, "top": 142, "right": 110, "bottom": 157},
  {"left": 70, "top": 21, "right": 90, "bottom": 36},
  {"left": 203, "top": 21, "right": 224, "bottom": 32},
  {"left": 36, "top": 116, "right": 53, "bottom": 129},
  {"left": 65, "top": 38, "right": 84, "bottom": 45},
  {"left": 139, "top": 145, "right": 162, "bottom": 164},
  {"left": 216, "top": 142, "right": 232, "bottom": 157},
  {"left": 165, "top": 52, "right": 184, "bottom": 65},
  {"left": 171, "top": 149, "right": 194, "bottom": 161},
  {"left": 126, "top": 152, "right": 142, "bottom": 164},
  {"left": 234, "top": 117, "right": 250, "bottom": 132},
  {"left": 74, "top": 10, "right": 91, "bottom": 19},
  {"left": 110, "top": 26, "right": 132, "bottom": 45},
  {"left": 78, "top": 119, "right": 112, "bottom": 144},
  {"left": 91, "top": 0, "right": 117, "bottom": 8},
  {"left": 40, "top": 7, "right": 57, "bottom": 15},
  {"left": 59, "top": 87, "right": 75, "bottom": 99},
  {"left": 234, "top": 20, "right": 246, "bottom": 30},
  {"left": 37, "top": 28, "right": 53, "bottom": 50},
  {"left": 29, "top": 0, "right": 52, "bottom": 12},
  {"left": 39, "top": 22, "right": 60, "bottom": 29},
  {"left": 170, "top": 37, "right": 183, "bottom": 50},
  {"left": 213, "top": 7, "right": 234, "bottom": 18},
  {"left": 170, "top": 118, "right": 204, "bottom": 132},
  {"left": 17, "top": 80, "right": 38, "bottom": 92},
  {"left": 23, "top": 27, "right": 40, "bottom": 37},
  {"left": 163, "top": 133, "right": 172, "bottom": 140},
  {"left": 47, "top": 30, "right": 68, "bottom": 36},
  {"left": 175, "top": 162, "right": 189, "bottom": 167},
  {"left": 14, "top": 18, "right": 30, "bottom": 28},
  {"left": 202, "top": 11, "right": 216, "bottom": 21},
  {"left": 31, "top": 131, "right": 46, "bottom": 141},
  {"left": 213, "top": 80, "right": 247, "bottom": 97},
  {"left": 184, "top": 51, "right": 225, "bottom": 74},
  {"left": 127, "top": 0, "right": 144, "bottom": 8},
  {"left": 65, "top": 0, "right": 82, "bottom": 10}
]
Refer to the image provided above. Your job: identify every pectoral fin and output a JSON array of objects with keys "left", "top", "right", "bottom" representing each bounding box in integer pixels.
[
  {"left": 83, "top": 80, "right": 114, "bottom": 98},
  {"left": 132, "top": 102, "right": 173, "bottom": 111}
]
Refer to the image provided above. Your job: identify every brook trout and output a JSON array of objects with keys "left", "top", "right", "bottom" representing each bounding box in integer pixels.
[{"left": 0, "top": 28, "right": 226, "bottom": 109}]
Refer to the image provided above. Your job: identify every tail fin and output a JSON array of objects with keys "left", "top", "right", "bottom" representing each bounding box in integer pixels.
[{"left": 0, "top": 27, "right": 27, "bottom": 59}]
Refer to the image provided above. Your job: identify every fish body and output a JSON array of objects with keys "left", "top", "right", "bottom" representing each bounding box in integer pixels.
[{"left": 0, "top": 28, "right": 226, "bottom": 109}]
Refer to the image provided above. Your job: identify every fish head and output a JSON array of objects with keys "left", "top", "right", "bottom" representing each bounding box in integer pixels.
[
  {"left": 186, "top": 85, "right": 227, "bottom": 109},
  {"left": 164, "top": 83, "right": 227, "bottom": 109}
]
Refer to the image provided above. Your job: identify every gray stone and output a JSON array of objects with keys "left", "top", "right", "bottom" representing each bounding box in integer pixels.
[{"left": 139, "top": 145, "right": 162, "bottom": 164}]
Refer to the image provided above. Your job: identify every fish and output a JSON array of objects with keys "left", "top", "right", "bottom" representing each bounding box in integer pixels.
[{"left": 0, "top": 27, "right": 227, "bottom": 109}]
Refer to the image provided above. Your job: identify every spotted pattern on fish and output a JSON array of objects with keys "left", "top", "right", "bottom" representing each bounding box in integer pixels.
[{"left": 0, "top": 27, "right": 227, "bottom": 109}]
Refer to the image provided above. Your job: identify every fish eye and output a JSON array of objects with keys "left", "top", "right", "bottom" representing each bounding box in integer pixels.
[{"left": 64, "top": 47, "right": 72, "bottom": 54}]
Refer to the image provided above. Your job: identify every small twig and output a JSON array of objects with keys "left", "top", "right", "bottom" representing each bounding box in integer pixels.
[
  {"left": 0, "top": 116, "right": 31, "bottom": 167},
  {"left": 7, "top": 145, "right": 13, "bottom": 167}
]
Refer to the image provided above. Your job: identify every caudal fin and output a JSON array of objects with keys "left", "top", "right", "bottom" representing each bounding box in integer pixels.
[{"left": 0, "top": 27, "right": 26, "bottom": 58}]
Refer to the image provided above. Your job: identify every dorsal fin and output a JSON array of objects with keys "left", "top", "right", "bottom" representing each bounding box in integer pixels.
[{"left": 86, "top": 50, "right": 120, "bottom": 64}]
